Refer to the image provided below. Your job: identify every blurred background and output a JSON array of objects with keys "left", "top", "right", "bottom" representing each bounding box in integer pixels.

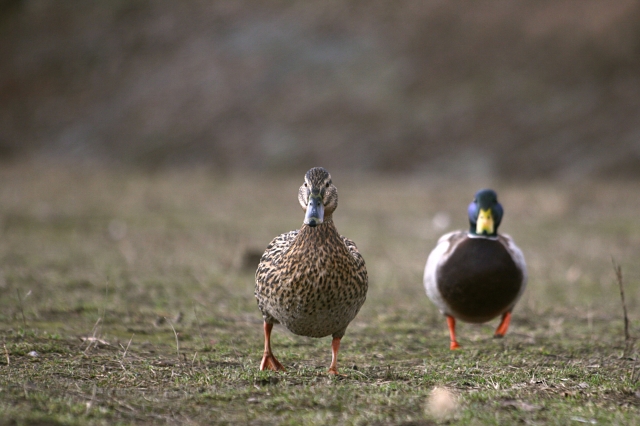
[
  {"left": 2, "top": 6, "right": 640, "bottom": 406},
  {"left": 2, "top": 0, "right": 640, "bottom": 179}
]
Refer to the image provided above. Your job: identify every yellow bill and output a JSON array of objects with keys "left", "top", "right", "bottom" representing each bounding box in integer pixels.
[{"left": 476, "top": 208, "right": 494, "bottom": 235}]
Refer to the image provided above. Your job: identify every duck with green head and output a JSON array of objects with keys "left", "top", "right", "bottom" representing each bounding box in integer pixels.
[{"left": 424, "top": 189, "right": 527, "bottom": 350}]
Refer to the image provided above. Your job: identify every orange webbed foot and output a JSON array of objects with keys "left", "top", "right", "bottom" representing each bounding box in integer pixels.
[
  {"left": 328, "top": 367, "right": 348, "bottom": 378},
  {"left": 260, "top": 322, "right": 285, "bottom": 372},
  {"left": 260, "top": 353, "right": 286, "bottom": 372}
]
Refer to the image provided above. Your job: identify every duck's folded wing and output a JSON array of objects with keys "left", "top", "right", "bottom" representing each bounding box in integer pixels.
[
  {"left": 256, "top": 230, "right": 299, "bottom": 284},
  {"left": 498, "top": 233, "right": 528, "bottom": 293},
  {"left": 341, "top": 236, "right": 366, "bottom": 271},
  {"left": 423, "top": 230, "right": 467, "bottom": 314}
]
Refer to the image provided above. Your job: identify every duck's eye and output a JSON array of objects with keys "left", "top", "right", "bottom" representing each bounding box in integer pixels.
[
  {"left": 304, "top": 182, "right": 307, "bottom": 187},
  {"left": 325, "top": 182, "right": 330, "bottom": 188}
]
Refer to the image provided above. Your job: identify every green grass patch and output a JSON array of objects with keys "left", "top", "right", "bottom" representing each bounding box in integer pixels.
[{"left": 1, "top": 163, "right": 640, "bottom": 424}]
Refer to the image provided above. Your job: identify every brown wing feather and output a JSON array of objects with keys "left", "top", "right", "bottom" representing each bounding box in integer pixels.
[
  {"left": 341, "top": 236, "right": 368, "bottom": 290},
  {"left": 255, "top": 230, "right": 298, "bottom": 324}
]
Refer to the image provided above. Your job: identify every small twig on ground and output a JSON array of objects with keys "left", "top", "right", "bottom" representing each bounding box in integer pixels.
[
  {"left": 4, "top": 344, "right": 10, "bottom": 366},
  {"left": 85, "top": 384, "right": 97, "bottom": 415},
  {"left": 613, "top": 260, "right": 630, "bottom": 342},
  {"left": 102, "top": 280, "right": 109, "bottom": 326},
  {"left": 90, "top": 316, "right": 102, "bottom": 338},
  {"left": 612, "top": 258, "right": 633, "bottom": 354},
  {"left": 122, "top": 334, "right": 134, "bottom": 360},
  {"left": 16, "top": 289, "right": 26, "bottom": 327},
  {"left": 487, "top": 377, "right": 500, "bottom": 390},
  {"left": 349, "top": 368, "right": 370, "bottom": 380},
  {"left": 79, "top": 336, "right": 110, "bottom": 346},
  {"left": 191, "top": 351, "right": 198, "bottom": 370},
  {"left": 83, "top": 317, "right": 103, "bottom": 354},
  {"left": 82, "top": 280, "right": 109, "bottom": 355},
  {"left": 193, "top": 303, "right": 206, "bottom": 349},
  {"left": 166, "top": 318, "right": 180, "bottom": 361}
]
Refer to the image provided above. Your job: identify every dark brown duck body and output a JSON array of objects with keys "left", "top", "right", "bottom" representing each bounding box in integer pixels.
[
  {"left": 424, "top": 189, "right": 527, "bottom": 350},
  {"left": 255, "top": 220, "right": 368, "bottom": 338},
  {"left": 437, "top": 236, "right": 523, "bottom": 323}
]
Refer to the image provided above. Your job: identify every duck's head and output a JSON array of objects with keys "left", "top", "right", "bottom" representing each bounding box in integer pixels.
[
  {"left": 468, "top": 189, "right": 503, "bottom": 237},
  {"left": 298, "top": 167, "right": 338, "bottom": 227}
]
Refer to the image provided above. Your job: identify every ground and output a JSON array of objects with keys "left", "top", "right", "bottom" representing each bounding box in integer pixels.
[{"left": 1, "top": 161, "right": 639, "bottom": 425}]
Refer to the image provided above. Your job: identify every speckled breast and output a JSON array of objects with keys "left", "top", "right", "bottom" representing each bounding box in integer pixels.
[
  {"left": 437, "top": 238, "right": 523, "bottom": 323},
  {"left": 256, "top": 221, "right": 368, "bottom": 338},
  {"left": 267, "top": 255, "right": 367, "bottom": 338}
]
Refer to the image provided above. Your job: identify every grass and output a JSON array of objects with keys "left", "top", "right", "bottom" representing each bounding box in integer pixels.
[{"left": 1, "top": 161, "right": 640, "bottom": 425}]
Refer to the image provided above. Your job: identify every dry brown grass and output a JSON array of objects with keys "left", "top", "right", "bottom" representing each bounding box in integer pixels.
[{"left": 1, "top": 160, "right": 639, "bottom": 424}]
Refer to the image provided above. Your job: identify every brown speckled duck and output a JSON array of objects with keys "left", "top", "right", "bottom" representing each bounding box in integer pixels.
[
  {"left": 424, "top": 189, "right": 527, "bottom": 350},
  {"left": 255, "top": 167, "right": 368, "bottom": 374}
]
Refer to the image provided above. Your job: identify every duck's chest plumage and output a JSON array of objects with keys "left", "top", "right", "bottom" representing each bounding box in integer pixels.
[
  {"left": 426, "top": 232, "right": 526, "bottom": 323},
  {"left": 255, "top": 222, "right": 368, "bottom": 338}
]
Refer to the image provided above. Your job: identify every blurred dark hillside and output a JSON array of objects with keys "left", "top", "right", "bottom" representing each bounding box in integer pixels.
[{"left": 1, "top": 0, "right": 640, "bottom": 178}]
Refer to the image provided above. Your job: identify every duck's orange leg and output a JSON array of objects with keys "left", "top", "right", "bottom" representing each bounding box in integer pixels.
[
  {"left": 446, "top": 315, "right": 461, "bottom": 350},
  {"left": 328, "top": 336, "right": 341, "bottom": 375},
  {"left": 260, "top": 322, "right": 285, "bottom": 371},
  {"left": 494, "top": 311, "right": 512, "bottom": 338}
]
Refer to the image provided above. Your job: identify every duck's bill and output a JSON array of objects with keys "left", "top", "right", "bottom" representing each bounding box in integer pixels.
[
  {"left": 475, "top": 208, "right": 494, "bottom": 235},
  {"left": 304, "top": 195, "right": 324, "bottom": 227}
]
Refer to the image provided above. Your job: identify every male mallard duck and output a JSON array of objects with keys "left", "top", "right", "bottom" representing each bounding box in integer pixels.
[
  {"left": 424, "top": 189, "right": 527, "bottom": 350},
  {"left": 255, "top": 167, "right": 368, "bottom": 374}
]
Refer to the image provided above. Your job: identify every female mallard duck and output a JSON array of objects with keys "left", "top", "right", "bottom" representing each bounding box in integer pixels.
[
  {"left": 424, "top": 189, "right": 527, "bottom": 350},
  {"left": 255, "top": 167, "right": 368, "bottom": 374}
]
